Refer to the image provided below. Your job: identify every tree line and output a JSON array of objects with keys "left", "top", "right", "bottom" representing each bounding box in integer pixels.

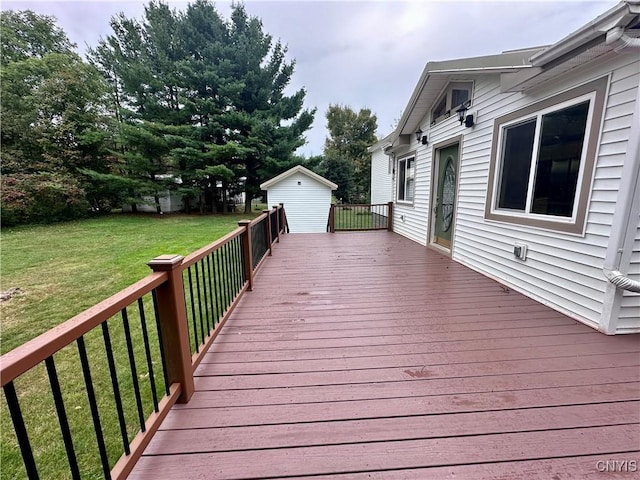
[{"left": 1, "top": 2, "right": 378, "bottom": 227}]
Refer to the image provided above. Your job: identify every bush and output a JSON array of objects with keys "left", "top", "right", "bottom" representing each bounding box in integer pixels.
[{"left": 1, "top": 173, "right": 90, "bottom": 226}]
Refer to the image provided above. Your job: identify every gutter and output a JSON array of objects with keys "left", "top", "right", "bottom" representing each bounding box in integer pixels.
[
  {"left": 601, "top": 28, "right": 640, "bottom": 294},
  {"left": 427, "top": 65, "right": 535, "bottom": 74},
  {"left": 530, "top": 1, "right": 639, "bottom": 66}
]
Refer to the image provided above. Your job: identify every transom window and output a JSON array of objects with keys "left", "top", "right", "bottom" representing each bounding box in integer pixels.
[
  {"left": 431, "top": 82, "right": 473, "bottom": 125},
  {"left": 397, "top": 156, "right": 415, "bottom": 203},
  {"left": 485, "top": 77, "right": 608, "bottom": 234}
]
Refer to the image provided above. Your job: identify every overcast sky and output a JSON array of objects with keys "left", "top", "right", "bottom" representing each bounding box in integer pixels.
[{"left": 3, "top": 0, "right": 620, "bottom": 156}]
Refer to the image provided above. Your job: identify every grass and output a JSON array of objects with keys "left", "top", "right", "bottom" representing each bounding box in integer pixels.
[
  {"left": 1, "top": 212, "right": 259, "bottom": 354},
  {"left": 0, "top": 212, "right": 259, "bottom": 479}
]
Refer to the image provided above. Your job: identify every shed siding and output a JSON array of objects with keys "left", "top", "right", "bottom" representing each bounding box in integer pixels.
[
  {"left": 396, "top": 54, "right": 639, "bottom": 330},
  {"left": 370, "top": 149, "right": 393, "bottom": 206},
  {"left": 265, "top": 172, "right": 332, "bottom": 233}
]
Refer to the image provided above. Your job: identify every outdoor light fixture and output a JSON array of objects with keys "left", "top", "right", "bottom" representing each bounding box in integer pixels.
[
  {"left": 456, "top": 102, "right": 475, "bottom": 128},
  {"left": 415, "top": 128, "right": 423, "bottom": 142},
  {"left": 456, "top": 104, "right": 468, "bottom": 124}
]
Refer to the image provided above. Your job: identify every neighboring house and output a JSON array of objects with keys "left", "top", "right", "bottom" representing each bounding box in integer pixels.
[
  {"left": 260, "top": 165, "right": 337, "bottom": 233},
  {"left": 374, "top": 1, "right": 640, "bottom": 334},
  {"left": 368, "top": 133, "right": 394, "bottom": 206}
]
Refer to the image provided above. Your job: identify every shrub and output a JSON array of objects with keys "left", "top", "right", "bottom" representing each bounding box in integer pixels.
[{"left": 1, "top": 173, "right": 90, "bottom": 226}]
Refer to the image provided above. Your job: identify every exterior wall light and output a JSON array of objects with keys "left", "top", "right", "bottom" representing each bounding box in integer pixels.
[
  {"left": 456, "top": 103, "right": 475, "bottom": 128},
  {"left": 415, "top": 128, "right": 423, "bottom": 141}
]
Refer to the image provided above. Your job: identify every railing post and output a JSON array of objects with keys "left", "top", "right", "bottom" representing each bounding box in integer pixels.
[
  {"left": 238, "top": 220, "right": 253, "bottom": 291},
  {"left": 329, "top": 204, "right": 336, "bottom": 233},
  {"left": 263, "top": 209, "right": 273, "bottom": 256},
  {"left": 387, "top": 201, "right": 394, "bottom": 232},
  {"left": 272, "top": 205, "right": 280, "bottom": 243},
  {"left": 279, "top": 203, "right": 288, "bottom": 234},
  {"left": 147, "top": 255, "right": 194, "bottom": 404}
]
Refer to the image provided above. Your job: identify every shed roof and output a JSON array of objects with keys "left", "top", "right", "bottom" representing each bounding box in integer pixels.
[{"left": 260, "top": 165, "right": 338, "bottom": 190}]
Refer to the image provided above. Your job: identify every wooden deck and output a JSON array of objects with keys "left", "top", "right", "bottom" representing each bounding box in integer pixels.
[{"left": 130, "top": 232, "right": 640, "bottom": 479}]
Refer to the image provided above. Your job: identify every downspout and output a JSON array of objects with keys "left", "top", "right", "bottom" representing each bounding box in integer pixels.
[
  {"left": 606, "top": 26, "right": 640, "bottom": 48},
  {"left": 600, "top": 26, "right": 640, "bottom": 331}
]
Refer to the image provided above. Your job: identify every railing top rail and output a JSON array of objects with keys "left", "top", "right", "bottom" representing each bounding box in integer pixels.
[
  {"left": 249, "top": 212, "right": 268, "bottom": 227},
  {"left": 0, "top": 271, "right": 168, "bottom": 387},
  {"left": 334, "top": 203, "right": 389, "bottom": 208},
  {"left": 181, "top": 226, "right": 245, "bottom": 270}
]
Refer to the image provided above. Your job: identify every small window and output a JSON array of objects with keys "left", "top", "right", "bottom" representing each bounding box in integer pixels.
[
  {"left": 431, "top": 82, "right": 473, "bottom": 125},
  {"left": 397, "top": 156, "right": 415, "bottom": 203},
  {"left": 485, "top": 77, "right": 608, "bottom": 234}
]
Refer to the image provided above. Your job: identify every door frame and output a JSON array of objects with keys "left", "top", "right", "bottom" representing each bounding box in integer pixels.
[{"left": 428, "top": 135, "right": 463, "bottom": 256}]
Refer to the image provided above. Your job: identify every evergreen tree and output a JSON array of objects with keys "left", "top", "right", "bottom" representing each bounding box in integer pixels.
[{"left": 90, "top": 1, "right": 315, "bottom": 214}]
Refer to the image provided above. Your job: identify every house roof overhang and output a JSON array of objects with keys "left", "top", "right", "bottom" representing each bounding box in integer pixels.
[
  {"left": 380, "top": 1, "right": 639, "bottom": 152},
  {"left": 260, "top": 165, "right": 338, "bottom": 191},
  {"left": 367, "top": 132, "right": 394, "bottom": 153},
  {"left": 389, "top": 48, "right": 543, "bottom": 142},
  {"left": 502, "top": 0, "right": 640, "bottom": 92}
]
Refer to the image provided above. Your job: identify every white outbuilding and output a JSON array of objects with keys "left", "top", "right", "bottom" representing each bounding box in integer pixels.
[{"left": 260, "top": 166, "right": 337, "bottom": 233}]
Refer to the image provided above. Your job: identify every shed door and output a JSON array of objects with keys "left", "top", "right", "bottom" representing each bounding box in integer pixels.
[{"left": 432, "top": 144, "right": 458, "bottom": 250}]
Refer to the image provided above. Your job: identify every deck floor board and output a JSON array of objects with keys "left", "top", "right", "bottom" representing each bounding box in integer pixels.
[{"left": 130, "top": 232, "right": 640, "bottom": 479}]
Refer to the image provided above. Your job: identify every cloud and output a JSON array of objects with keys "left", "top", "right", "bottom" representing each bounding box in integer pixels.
[{"left": 2, "top": 0, "right": 620, "bottom": 156}]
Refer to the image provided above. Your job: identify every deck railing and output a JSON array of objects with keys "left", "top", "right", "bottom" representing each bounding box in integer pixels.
[
  {"left": 0, "top": 204, "right": 286, "bottom": 480},
  {"left": 328, "top": 202, "right": 394, "bottom": 232}
]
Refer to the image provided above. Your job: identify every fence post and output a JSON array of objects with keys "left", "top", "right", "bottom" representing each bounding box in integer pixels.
[
  {"left": 387, "top": 201, "right": 394, "bottom": 232},
  {"left": 238, "top": 220, "right": 254, "bottom": 291},
  {"left": 329, "top": 204, "right": 336, "bottom": 233},
  {"left": 147, "top": 255, "right": 195, "bottom": 404},
  {"left": 272, "top": 205, "right": 280, "bottom": 243},
  {"left": 263, "top": 209, "right": 273, "bottom": 256}
]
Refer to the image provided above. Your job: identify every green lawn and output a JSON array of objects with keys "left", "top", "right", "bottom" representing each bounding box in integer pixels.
[
  {"left": 0, "top": 212, "right": 259, "bottom": 479},
  {"left": 1, "top": 212, "right": 259, "bottom": 354}
]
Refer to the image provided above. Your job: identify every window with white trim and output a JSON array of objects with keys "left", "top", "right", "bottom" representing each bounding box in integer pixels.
[
  {"left": 485, "top": 77, "right": 607, "bottom": 234},
  {"left": 397, "top": 156, "right": 415, "bottom": 203}
]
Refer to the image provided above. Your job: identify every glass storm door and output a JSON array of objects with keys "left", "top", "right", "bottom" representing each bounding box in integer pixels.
[{"left": 433, "top": 144, "right": 458, "bottom": 249}]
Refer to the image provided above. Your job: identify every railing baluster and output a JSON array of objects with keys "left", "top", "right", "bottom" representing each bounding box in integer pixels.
[
  {"left": 227, "top": 242, "right": 234, "bottom": 306},
  {"left": 202, "top": 254, "right": 215, "bottom": 333},
  {"left": 194, "top": 263, "right": 206, "bottom": 345},
  {"left": 101, "top": 321, "right": 130, "bottom": 455},
  {"left": 151, "top": 289, "right": 170, "bottom": 396},
  {"left": 77, "top": 336, "right": 111, "bottom": 480},
  {"left": 214, "top": 248, "right": 224, "bottom": 321},
  {"left": 137, "top": 298, "right": 159, "bottom": 413},
  {"left": 234, "top": 237, "right": 242, "bottom": 295},
  {"left": 209, "top": 253, "right": 220, "bottom": 325},
  {"left": 186, "top": 267, "right": 199, "bottom": 353},
  {"left": 45, "top": 356, "right": 81, "bottom": 480},
  {"left": 121, "top": 308, "right": 146, "bottom": 432},
  {"left": 223, "top": 242, "right": 231, "bottom": 308},
  {"left": 3, "top": 381, "right": 39, "bottom": 479}
]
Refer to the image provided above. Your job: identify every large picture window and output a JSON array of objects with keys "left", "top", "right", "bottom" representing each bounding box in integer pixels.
[
  {"left": 397, "top": 156, "right": 415, "bottom": 203},
  {"left": 485, "top": 77, "right": 607, "bottom": 234}
]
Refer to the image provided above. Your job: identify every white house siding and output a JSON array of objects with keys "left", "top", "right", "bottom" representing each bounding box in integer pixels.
[
  {"left": 392, "top": 143, "right": 429, "bottom": 246},
  {"left": 370, "top": 148, "right": 393, "bottom": 205},
  {"left": 395, "top": 54, "right": 640, "bottom": 331},
  {"left": 265, "top": 171, "right": 332, "bottom": 233},
  {"left": 619, "top": 223, "right": 640, "bottom": 332}
]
